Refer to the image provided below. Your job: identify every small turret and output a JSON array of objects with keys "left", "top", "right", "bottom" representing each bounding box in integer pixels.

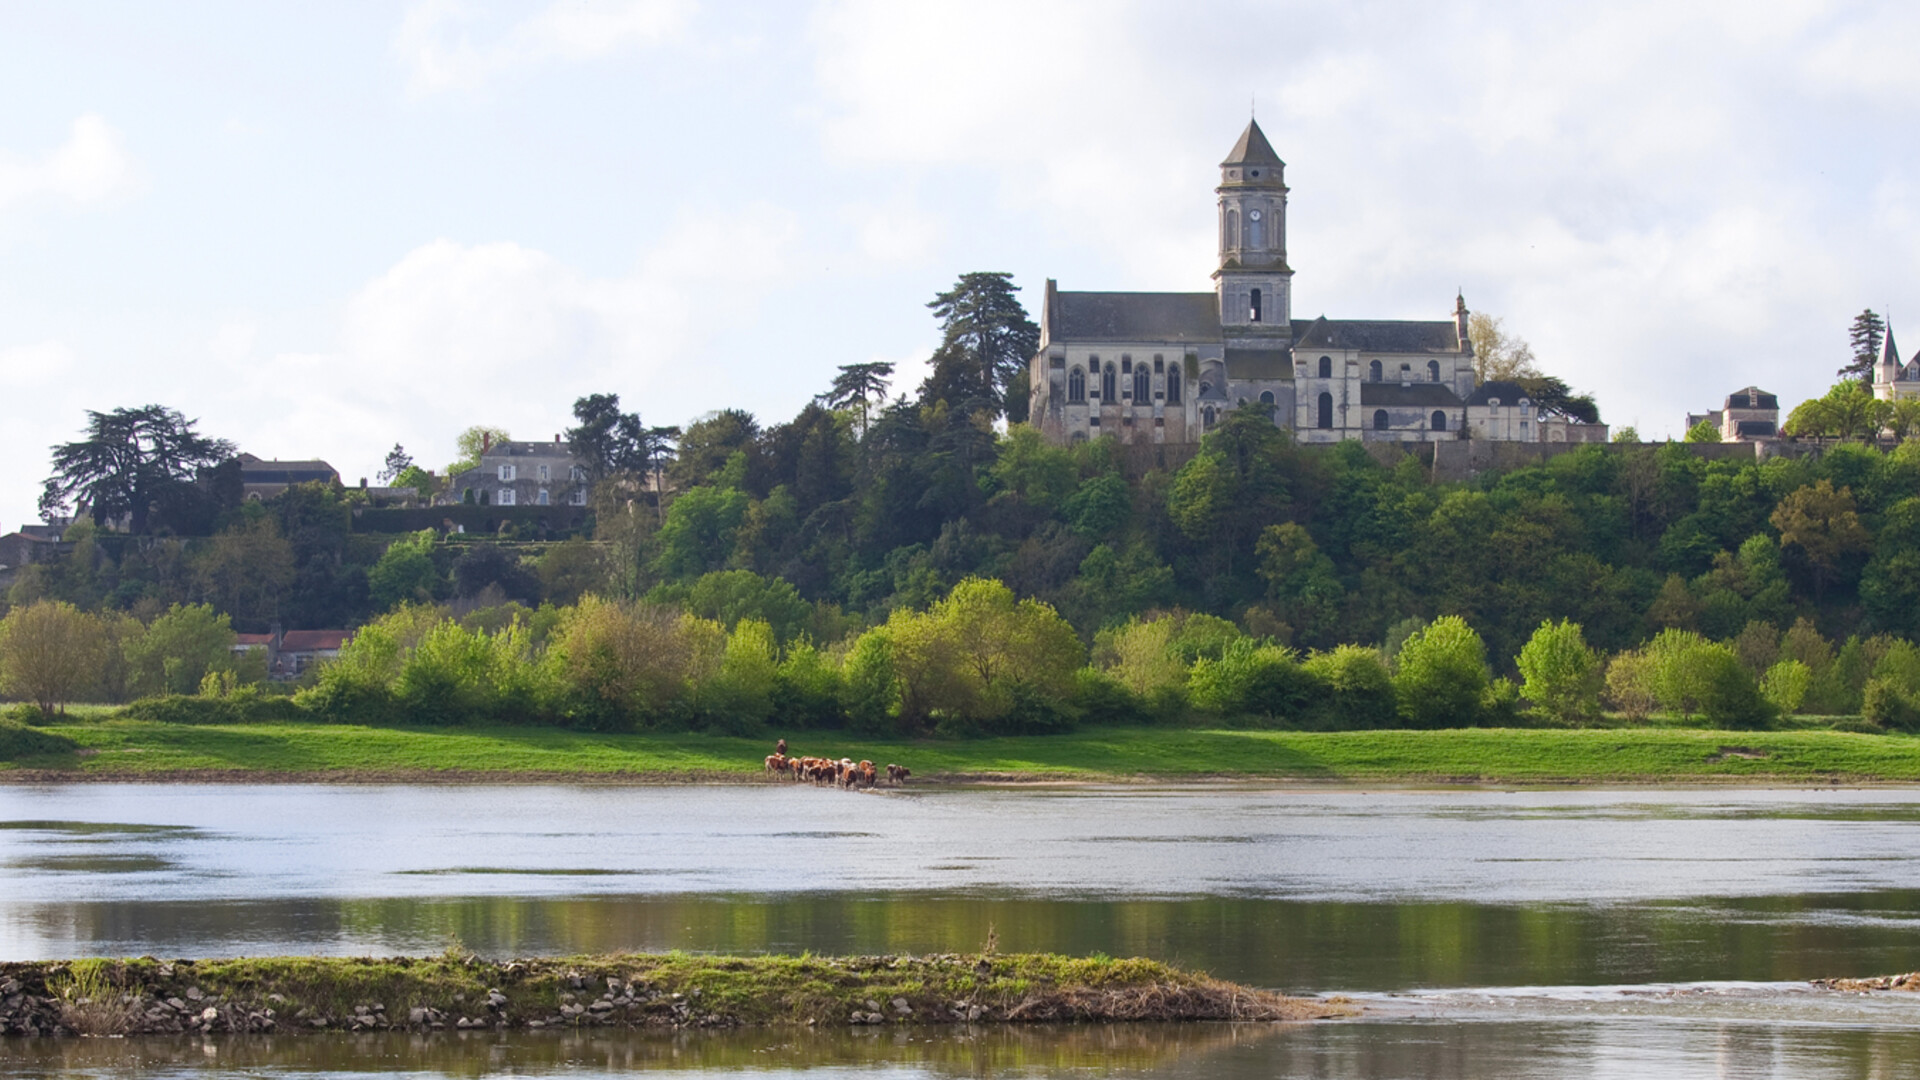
[{"left": 1455, "top": 292, "right": 1472, "bottom": 354}]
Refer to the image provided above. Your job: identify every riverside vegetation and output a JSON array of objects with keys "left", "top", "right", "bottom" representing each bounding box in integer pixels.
[
  {"left": 10, "top": 280, "right": 1920, "bottom": 746},
  {"left": 0, "top": 952, "right": 1343, "bottom": 1037}
]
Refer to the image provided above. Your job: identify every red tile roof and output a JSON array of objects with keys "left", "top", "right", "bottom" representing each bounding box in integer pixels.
[{"left": 280, "top": 630, "right": 351, "bottom": 651}]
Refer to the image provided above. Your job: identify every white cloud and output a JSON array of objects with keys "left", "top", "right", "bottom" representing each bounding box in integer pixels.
[
  {"left": 396, "top": 0, "right": 692, "bottom": 95},
  {"left": 851, "top": 202, "right": 942, "bottom": 265},
  {"left": 241, "top": 205, "right": 796, "bottom": 471},
  {"left": 0, "top": 114, "right": 139, "bottom": 212}
]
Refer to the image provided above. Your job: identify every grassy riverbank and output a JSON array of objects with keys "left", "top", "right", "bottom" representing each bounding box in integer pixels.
[
  {"left": 6, "top": 718, "right": 1920, "bottom": 784},
  {"left": 0, "top": 953, "right": 1341, "bottom": 1036}
]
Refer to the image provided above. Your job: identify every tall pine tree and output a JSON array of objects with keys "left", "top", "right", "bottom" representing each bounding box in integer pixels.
[
  {"left": 918, "top": 272, "right": 1040, "bottom": 423},
  {"left": 1841, "top": 308, "right": 1887, "bottom": 384}
]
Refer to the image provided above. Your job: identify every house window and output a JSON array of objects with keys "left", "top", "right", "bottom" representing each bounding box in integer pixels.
[
  {"left": 497, "top": 464, "right": 516, "bottom": 481},
  {"left": 571, "top": 489, "right": 587, "bottom": 506},
  {"left": 1167, "top": 367, "right": 1182, "bottom": 404},
  {"left": 1068, "top": 366, "right": 1086, "bottom": 403},
  {"left": 1373, "top": 409, "right": 1390, "bottom": 431},
  {"left": 538, "top": 465, "right": 549, "bottom": 481},
  {"left": 1319, "top": 355, "right": 1332, "bottom": 378},
  {"left": 538, "top": 489, "right": 550, "bottom": 506},
  {"left": 1428, "top": 360, "right": 1441, "bottom": 382},
  {"left": 1100, "top": 363, "right": 1116, "bottom": 401},
  {"left": 1133, "top": 367, "right": 1150, "bottom": 401},
  {"left": 498, "top": 489, "right": 515, "bottom": 506},
  {"left": 1317, "top": 392, "right": 1333, "bottom": 429},
  {"left": 1432, "top": 411, "right": 1448, "bottom": 431},
  {"left": 1369, "top": 360, "right": 1382, "bottom": 383},
  {"left": 570, "top": 466, "right": 585, "bottom": 481}
]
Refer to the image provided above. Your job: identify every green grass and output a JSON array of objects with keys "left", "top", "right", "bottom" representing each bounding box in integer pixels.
[{"left": 7, "top": 718, "right": 1920, "bottom": 783}]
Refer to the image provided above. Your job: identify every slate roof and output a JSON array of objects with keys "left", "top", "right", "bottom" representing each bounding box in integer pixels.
[
  {"left": 1723, "top": 386, "right": 1778, "bottom": 410},
  {"left": 1361, "top": 383, "right": 1464, "bottom": 407},
  {"left": 1050, "top": 291, "right": 1221, "bottom": 343},
  {"left": 1226, "top": 347, "right": 1294, "bottom": 380},
  {"left": 1881, "top": 325, "right": 1901, "bottom": 367},
  {"left": 1734, "top": 420, "right": 1778, "bottom": 438},
  {"left": 1222, "top": 119, "right": 1284, "bottom": 167},
  {"left": 237, "top": 456, "right": 338, "bottom": 484},
  {"left": 1465, "top": 380, "right": 1532, "bottom": 407},
  {"left": 1292, "top": 316, "right": 1461, "bottom": 354}
]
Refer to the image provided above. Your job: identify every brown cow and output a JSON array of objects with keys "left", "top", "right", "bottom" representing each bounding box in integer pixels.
[
  {"left": 858, "top": 760, "right": 877, "bottom": 788},
  {"left": 886, "top": 763, "right": 911, "bottom": 786}
]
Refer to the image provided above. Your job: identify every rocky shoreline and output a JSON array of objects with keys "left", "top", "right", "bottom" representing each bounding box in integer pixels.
[{"left": 0, "top": 953, "right": 1348, "bottom": 1037}]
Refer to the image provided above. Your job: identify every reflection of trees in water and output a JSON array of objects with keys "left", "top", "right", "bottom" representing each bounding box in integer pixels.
[{"left": 9, "top": 1022, "right": 1292, "bottom": 1075}]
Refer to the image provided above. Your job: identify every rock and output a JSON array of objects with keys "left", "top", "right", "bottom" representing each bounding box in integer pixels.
[
  {"left": 588, "top": 1000, "right": 613, "bottom": 1012},
  {"left": 864, "top": 999, "right": 880, "bottom": 1011},
  {"left": 892, "top": 998, "right": 911, "bottom": 1014},
  {"left": 201, "top": 1007, "right": 218, "bottom": 1022},
  {"left": 966, "top": 1006, "right": 985, "bottom": 1021},
  {"left": 167, "top": 998, "right": 187, "bottom": 1012},
  {"left": 408, "top": 1007, "right": 428, "bottom": 1024},
  {"left": 267, "top": 993, "right": 286, "bottom": 1004},
  {"left": 185, "top": 987, "right": 204, "bottom": 1001},
  {"left": 309, "top": 1018, "right": 328, "bottom": 1029}
]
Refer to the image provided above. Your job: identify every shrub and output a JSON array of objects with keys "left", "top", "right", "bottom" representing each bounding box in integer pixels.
[
  {"left": 0, "top": 719, "right": 79, "bottom": 760},
  {"left": 1070, "top": 667, "right": 1151, "bottom": 726},
  {"left": 1603, "top": 650, "right": 1658, "bottom": 721},
  {"left": 839, "top": 629, "right": 899, "bottom": 735},
  {"left": 1188, "top": 639, "right": 1316, "bottom": 723},
  {"left": 1863, "top": 678, "right": 1920, "bottom": 733},
  {"left": 1393, "top": 616, "right": 1490, "bottom": 728},
  {"left": 122, "top": 693, "right": 306, "bottom": 725},
  {"left": 1759, "top": 659, "right": 1811, "bottom": 716},
  {"left": 1300, "top": 645, "right": 1396, "bottom": 729},
  {"left": 1516, "top": 619, "right": 1602, "bottom": 724},
  {"left": 1696, "top": 645, "right": 1776, "bottom": 730},
  {"left": 770, "top": 640, "right": 846, "bottom": 730}
]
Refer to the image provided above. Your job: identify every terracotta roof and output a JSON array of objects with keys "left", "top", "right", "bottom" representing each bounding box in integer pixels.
[
  {"left": 280, "top": 630, "right": 351, "bottom": 651},
  {"left": 234, "top": 634, "right": 274, "bottom": 647}
]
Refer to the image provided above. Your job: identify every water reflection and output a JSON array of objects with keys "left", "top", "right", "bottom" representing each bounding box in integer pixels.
[{"left": 6, "top": 1017, "right": 1920, "bottom": 1079}]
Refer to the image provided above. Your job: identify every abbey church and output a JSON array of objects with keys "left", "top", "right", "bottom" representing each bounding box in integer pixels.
[{"left": 1030, "top": 120, "right": 1607, "bottom": 447}]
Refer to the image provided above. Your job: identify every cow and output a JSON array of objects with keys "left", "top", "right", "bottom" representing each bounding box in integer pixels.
[
  {"left": 858, "top": 760, "right": 877, "bottom": 788},
  {"left": 764, "top": 752, "right": 790, "bottom": 777},
  {"left": 886, "top": 763, "right": 911, "bottom": 786}
]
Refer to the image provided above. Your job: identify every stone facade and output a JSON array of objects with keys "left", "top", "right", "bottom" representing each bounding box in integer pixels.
[
  {"left": 1030, "top": 120, "right": 1606, "bottom": 447},
  {"left": 1687, "top": 386, "right": 1780, "bottom": 442},
  {"left": 1872, "top": 324, "right": 1919, "bottom": 402},
  {"left": 443, "top": 439, "right": 590, "bottom": 509}
]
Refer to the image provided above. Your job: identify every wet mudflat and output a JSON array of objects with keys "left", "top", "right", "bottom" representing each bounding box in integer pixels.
[{"left": 6, "top": 783, "right": 1920, "bottom": 1077}]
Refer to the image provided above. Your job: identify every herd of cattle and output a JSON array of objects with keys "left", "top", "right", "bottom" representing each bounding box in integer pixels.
[{"left": 764, "top": 740, "right": 910, "bottom": 789}]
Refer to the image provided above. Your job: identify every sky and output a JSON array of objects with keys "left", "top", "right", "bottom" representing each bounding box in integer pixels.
[{"left": 2, "top": 0, "right": 1918, "bottom": 529}]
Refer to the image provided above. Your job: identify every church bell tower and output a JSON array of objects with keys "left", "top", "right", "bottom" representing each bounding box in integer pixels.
[{"left": 1213, "top": 119, "right": 1292, "bottom": 338}]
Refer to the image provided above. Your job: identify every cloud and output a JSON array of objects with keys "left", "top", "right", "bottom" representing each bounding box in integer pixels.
[
  {"left": 395, "top": 0, "right": 692, "bottom": 95},
  {"left": 0, "top": 114, "right": 139, "bottom": 212},
  {"left": 0, "top": 340, "right": 78, "bottom": 388},
  {"left": 243, "top": 205, "right": 795, "bottom": 473}
]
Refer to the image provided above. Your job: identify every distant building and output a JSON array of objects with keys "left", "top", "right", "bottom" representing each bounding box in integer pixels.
[
  {"left": 441, "top": 436, "right": 589, "bottom": 509},
  {"left": 233, "top": 624, "right": 352, "bottom": 680},
  {"left": 0, "top": 528, "right": 66, "bottom": 592},
  {"left": 1687, "top": 386, "right": 1779, "bottom": 441},
  {"left": 1872, "top": 324, "right": 1918, "bottom": 402},
  {"left": 1029, "top": 119, "right": 1607, "bottom": 447},
  {"left": 238, "top": 454, "right": 340, "bottom": 501}
]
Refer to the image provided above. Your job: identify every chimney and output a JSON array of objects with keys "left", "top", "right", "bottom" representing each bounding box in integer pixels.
[
  {"left": 482, "top": 432, "right": 491, "bottom": 453},
  {"left": 554, "top": 433, "right": 561, "bottom": 444},
  {"left": 359, "top": 478, "right": 368, "bottom": 489}
]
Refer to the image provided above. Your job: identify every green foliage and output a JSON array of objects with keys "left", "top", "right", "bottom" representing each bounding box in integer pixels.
[
  {"left": 1300, "top": 645, "right": 1397, "bottom": 729},
  {"left": 1684, "top": 419, "right": 1722, "bottom": 443},
  {"left": 0, "top": 718, "right": 79, "bottom": 760},
  {"left": 1188, "top": 639, "right": 1315, "bottom": 723},
  {"left": 368, "top": 531, "right": 440, "bottom": 611},
  {"left": 122, "top": 692, "right": 304, "bottom": 725},
  {"left": 653, "top": 485, "right": 751, "bottom": 579},
  {"left": 1862, "top": 678, "right": 1920, "bottom": 732},
  {"left": 1392, "top": 616, "right": 1491, "bottom": 728},
  {"left": 125, "top": 604, "right": 236, "bottom": 698},
  {"left": 1516, "top": 619, "right": 1602, "bottom": 723},
  {"left": 1759, "top": 659, "right": 1812, "bottom": 716}
]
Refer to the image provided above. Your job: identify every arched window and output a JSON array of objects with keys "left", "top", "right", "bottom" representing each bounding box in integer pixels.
[
  {"left": 1153, "top": 356, "right": 1164, "bottom": 373},
  {"left": 1204, "top": 406, "right": 1217, "bottom": 428},
  {"left": 1317, "top": 392, "right": 1333, "bottom": 429},
  {"left": 1432, "top": 410, "right": 1448, "bottom": 432},
  {"left": 1319, "top": 355, "right": 1332, "bottom": 378},
  {"left": 1369, "top": 360, "right": 1383, "bottom": 383},
  {"left": 1100, "top": 363, "right": 1116, "bottom": 401},
  {"left": 1428, "top": 360, "right": 1441, "bottom": 382},
  {"left": 1133, "top": 367, "right": 1150, "bottom": 401},
  {"left": 1068, "top": 366, "right": 1086, "bottom": 403},
  {"left": 1226, "top": 209, "right": 1240, "bottom": 249},
  {"left": 1259, "top": 390, "right": 1275, "bottom": 412},
  {"left": 1373, "top": 409, "right": 1390, "bottom": 431},
  {"left": 1167, "top": 367, "right": 1183, "bottom": 403},
  {"left": 1250, "top": 288, "right": 1263, "bottom": 323}
]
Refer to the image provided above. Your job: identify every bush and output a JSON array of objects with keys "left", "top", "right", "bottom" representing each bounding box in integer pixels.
[
  {"left": 1863, "top": 678, "right": 1920, "bottom": 733},
  {"left": 122, "top": 693, "right": 307, "bottom": 725},
  {"left": 0, "top": 719, "right": 78, "bottom": 760},
  {"left": 1695, "top": 646, "right": 1777, "bottom": 730},
  {"left": 1759, "top": 659, "right": 1811, "bottom": 716},
  {"left": 1070, "top": 667, "right": 1152, "bottom": 726},
  {"left": 1188, "top": 639, "right": 1317, "bottom": 724},
  {"left": 1516, "top": 619, "right": 1601, "bottom": 724},
  {"left": 1300, "top": 645, "right": 1396, "bottom": 730},
  {"left": 1392, "top": 616, "right": 1490, "bottom": 728},
  {"left": 770, "top": 640, "right": 846, "bottom": 730}
]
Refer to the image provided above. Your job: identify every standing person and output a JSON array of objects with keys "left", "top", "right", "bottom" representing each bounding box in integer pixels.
[{"left": 776, "top": 738, "right": 787, "bottom": 757}]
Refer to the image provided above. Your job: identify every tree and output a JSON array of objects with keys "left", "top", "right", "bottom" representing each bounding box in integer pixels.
[
  {"left": 919, "top": 272, "right": 1040, "bottom": 422},
  {"left": 39, "top": 405, "right": 236, "bottom": 533},
  {"left": 378, "top": 444, "right": 413, "bottom": 484},
  {"left": 1393, "top": 615, "right": 1491, "bottom": 727},
  {"left": 448, "top": 425, "right": 510, "bottom": 477},
  {"left": 1784, "top": 381, "right": 1888, "bottom": 441},
  {"left": 368, "top": 531, "right": 441, "bottom": 611},
  {"left": 124, "top": 603, "right": 236, "bottom": 697},
  {"left": 1840, "top": 308, "right": 1886, "bottom": 385},
  {"left": 1468, "top": 312, "right": 1541, "bottom": 385},
  {"left": 1684, "top": 419, "right": 1722, "bottom": 443},
  {"left": 194, "top": 516, "right": 295, "bottom": 630},
  {"left": 0, "top": 601, "right": 105, "bottom": 713},
  {"left": 1770, "top": 480, "right": 1871, "bottom": 599},
  {"left": 1516, "top": 619, "right": 1602, "bottom": 723},
  {"left": 1887, "top": 399, "right": 1920, "bottom": 442},
  {"left": 1517, "top": 375, "right": 1600, "bottom": 424},
  {"left": 819, "top": 362, "right": 895, "bottom": 438},
  {"left": 567, "top": 393, "right": 648, "bottom": 479}
]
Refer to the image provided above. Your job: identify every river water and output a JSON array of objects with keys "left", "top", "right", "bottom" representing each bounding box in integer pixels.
[{"left": 5, "top": 783, "right": 1920, "bottom": 1077}]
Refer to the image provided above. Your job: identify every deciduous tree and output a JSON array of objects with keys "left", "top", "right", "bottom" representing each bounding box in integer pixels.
[{"left": 0, "top": 600, "right": 105, "bottom": 713}]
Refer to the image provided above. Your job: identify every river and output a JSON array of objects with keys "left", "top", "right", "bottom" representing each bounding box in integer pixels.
[{"left": 5, "top": 783, "right": 1920, "bottom": 1077}]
